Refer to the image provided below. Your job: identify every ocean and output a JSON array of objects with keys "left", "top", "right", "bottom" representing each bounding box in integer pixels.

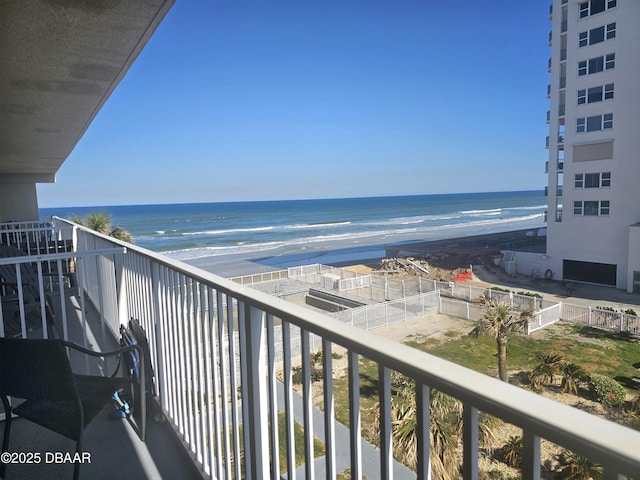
[{"left": 40, "top": 190, "right": 546, "bottom": 276}]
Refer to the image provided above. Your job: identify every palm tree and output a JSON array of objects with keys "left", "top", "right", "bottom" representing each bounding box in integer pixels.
[
  {"left": 372, "top": 373, "right": 496, "bottom": 479},
  {"left": 500, "top": 435, "right": 522, "bottom": 468},
  {"left": 530, "top": 352, "right": 562, "bottom": 391},
  {"left": 472, "top": 300, "right": 533, "bottom": 383},
  {"left": 559, "top": 362, "right": 587, "bottom": 395},
  {"left": 556, "top": 450, "right": 602, "bottom": 480},
  {"left": 70, "top": 212, "right": 133, "bottom": 243}
]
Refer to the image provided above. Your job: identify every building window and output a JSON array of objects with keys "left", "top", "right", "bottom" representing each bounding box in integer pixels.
[
  {"left": 575, "top": 172, "right": 611, "bottom": 188},
  {"left": 579, "top": 0, "right": 617, "bottom": 18},
  {"left": 584, "top": 201, "right": 600, "bottom": 215},
  {"left": 588, "top": 86, "right": 602, "bottom": 103},
  {"left": 604, "top": 83, "right": 614, "bottom": 100},
  {"left": 578, "top": 83, "right": 613, "bottom": 105},
  {"left": 579, "top": 23, "right": 615, "bottom": 47},
  {"left": 573, "top": 200, "right": 610, "bottom": 216},
  {"left": 576, "top": 114, "right": 613, "bottom": 133},
  {"left": 605, "top": 53, "right": 615, "bottom": 69},
  {"left": 578, "top": 54, "right": 615, "bottom": 76},
  {"left": 580, "top": 84, "right": 614, "bottom": 104},
  {"left": 585, "top": 173, "right": 600, "bottom": 188}
]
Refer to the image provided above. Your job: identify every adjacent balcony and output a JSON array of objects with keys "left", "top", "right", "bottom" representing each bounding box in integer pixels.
[
  {"left": 558, "top": 104, "right": 565, "bottom": 117},
  {"left": 1, "top": 219, "right": 639, "bottom": 479}
]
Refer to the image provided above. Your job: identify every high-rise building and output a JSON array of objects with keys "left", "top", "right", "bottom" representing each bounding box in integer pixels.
[{"left": 544, "top": 0, "right": 640, "bottom": 292}]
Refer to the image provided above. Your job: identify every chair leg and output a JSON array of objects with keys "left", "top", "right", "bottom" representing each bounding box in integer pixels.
[
  {"left": 73, "top": 437, "right": 82, "bottom": 480},
  {"left": 1, "top": 394, "right": 12, "bottom": 479}
]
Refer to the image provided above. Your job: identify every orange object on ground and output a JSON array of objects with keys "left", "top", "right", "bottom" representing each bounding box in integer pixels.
[{"left": 452, "top": 271, "right": 473, "bottom": 281}]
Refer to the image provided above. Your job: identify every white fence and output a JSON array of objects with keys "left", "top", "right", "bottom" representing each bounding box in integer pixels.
[
  {"left": 560, "top": 303, "right": 640, "bottom": 335},
  {"left": 241, "top": 263, "right": 640, "bottom": 337},
  {"left": 331, "top": 291, "right": 440, "bottom": 331},
  {"left": 528, "top": 303, "right": 562, "bottom": 334}
]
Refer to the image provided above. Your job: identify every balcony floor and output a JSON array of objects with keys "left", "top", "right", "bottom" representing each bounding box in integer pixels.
[{"left": 2, "top": 287, "right": 203, "bottom": 480}]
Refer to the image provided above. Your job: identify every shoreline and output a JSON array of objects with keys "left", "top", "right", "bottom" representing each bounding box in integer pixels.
[{"left": 189, "top": 227, "right": 546, "bottom": 278}]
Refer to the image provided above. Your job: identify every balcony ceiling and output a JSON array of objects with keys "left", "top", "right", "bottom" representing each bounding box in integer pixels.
[{"left": 0, "top": 0, "right": 174, "bottom": 183}]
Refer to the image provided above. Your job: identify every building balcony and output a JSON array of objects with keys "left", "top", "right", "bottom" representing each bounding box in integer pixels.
[
  {"left": 1, "top": 219, "right": 639, "bottom": 479},
  {"left": 558, "top": 104, "right": 565, "bottom": 117}
]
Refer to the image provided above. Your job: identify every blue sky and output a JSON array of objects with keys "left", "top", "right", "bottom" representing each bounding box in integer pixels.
[{"left": 38, "top": 1, "right": 551, "bottom": 207}]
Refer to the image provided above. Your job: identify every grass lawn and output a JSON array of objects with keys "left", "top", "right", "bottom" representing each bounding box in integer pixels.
[
  {"left": 404, "top": 322, "right": 640, "bottom": 385},
  {"left": 326, "top": 320, "right": 639, "bottom": 450}
]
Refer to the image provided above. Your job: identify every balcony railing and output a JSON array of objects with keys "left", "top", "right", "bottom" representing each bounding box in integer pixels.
[{"left": 1, "top": 218, "right": 639, "bottom": 479}]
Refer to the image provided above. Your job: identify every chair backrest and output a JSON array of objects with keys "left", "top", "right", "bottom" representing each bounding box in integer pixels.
[
  {"left": 122, "top": 318, "right": 156, "bottom": 397},
  {"left": 0, "top": 338, "right": 79, "bottom": 402}
]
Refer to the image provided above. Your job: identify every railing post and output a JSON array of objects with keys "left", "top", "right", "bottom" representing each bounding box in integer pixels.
[
  {"left": 378, "top": 365, "right": 392, "bottom": 479},
  {"left": 151, "top": 263, "right": 166, "bottom": 411},
  {"left": 416, "top": 383, "right": 431, "bottom": 480},
  {"left": 588, "top": 306, "right": 592, "bottom": 326},
  {"left": 242, "top": 303, "right": 269, "bottom": 479},
  {"left": 348, "top": 350, "right": 362, "bottom": 479},
  {"left": 114, "top": 249, "right": 128, "bottom": 328},
  {"left": 522, "top": 432, "right": 541, "bottom": 480},
  {"left": 462, "top": 404, "right": 479, "bottom": 479}
]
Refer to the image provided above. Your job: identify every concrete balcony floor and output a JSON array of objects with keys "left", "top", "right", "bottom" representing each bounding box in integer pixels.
[{"left": 2, "top": 287, "right": 203, "bottom": 480}]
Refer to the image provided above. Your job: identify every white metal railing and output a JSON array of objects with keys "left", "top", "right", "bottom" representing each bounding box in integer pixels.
[
  {"left": 5, "top": 217, "right": 640, "bottom": 479},
  {"left": 0, "top": 247, "right": 124, "bottom": 345},
  {"left": 52, "top": 218, "right": 640, "bottom": 479}
]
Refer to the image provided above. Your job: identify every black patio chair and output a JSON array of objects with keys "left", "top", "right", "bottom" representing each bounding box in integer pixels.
[{"left": 0, "top": 337, "right": 146, "bottom": 480}]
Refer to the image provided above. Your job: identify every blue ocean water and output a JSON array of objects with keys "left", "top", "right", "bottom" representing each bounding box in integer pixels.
[{"left": 40, "top": 191, "right": 546, "bottom": 273}]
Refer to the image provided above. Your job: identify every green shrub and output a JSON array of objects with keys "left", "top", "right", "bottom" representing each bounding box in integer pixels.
[
  {"left": 516, "top": 291, "right": 542, "bottom": 299},
  {"left": 596, "top": 305, "right": 616, "bottom": 312},
  {"left": 623, "top": 308, "right": 637, "bottom": 316},
  {"left": 589, "top": 374, "right": 626, "bottom": 407},
  {"left": 490, "top": 287, "right": 511, "bottom": 293}
]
